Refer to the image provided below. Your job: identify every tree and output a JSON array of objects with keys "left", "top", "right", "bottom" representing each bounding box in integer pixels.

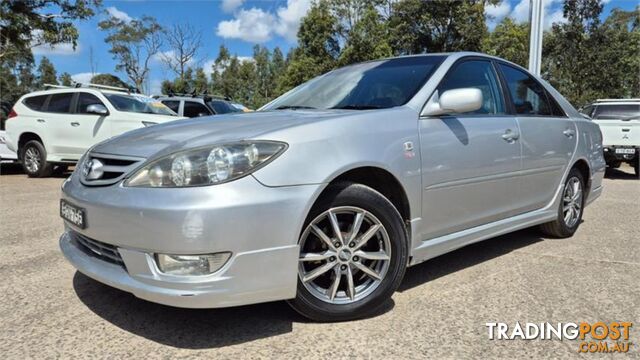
[
  {"left": 279, "top": 2, "right": 340, "bottom": 92},
  {"left": 482, "top": 17, "right": 529, "bottom": 67},
  {"left": 542, "top": 0, "right": 606, "bottom": 105},
  {"left": 388, "top": 0, "right": 496, "bottom": 54},
  {"left": 36, "top": 56, "right": 58, "bottom": 87},
  {"left": 160, "top": 23, "right": 202, "bottom": 81},
  {"left": 91, "top": 73, "right": 129, "bottom": 88},
  {"left": 59, "top": 72, "right": 73, "bottom": 86},
  {"left": 99, "top": 15, "right": 163, "bottom": 93},
  {"left": 338, "top": 4, "right": 393, "bottom": 65},
  {"left": 0, "top": 0, "right": 99, "bottom": 59},
  {"left": 192, "top": 67, "right": 208, "bottom": 94}
]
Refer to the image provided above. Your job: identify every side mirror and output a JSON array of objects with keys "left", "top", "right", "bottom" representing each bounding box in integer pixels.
[
  {"left": 422, "top": 88, "right": 483, "bottom": 117},
  {"left": 86, "top": 104, "right": 109, "bottom": 115}
]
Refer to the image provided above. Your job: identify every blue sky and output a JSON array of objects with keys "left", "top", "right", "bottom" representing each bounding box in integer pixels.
[{"left": 31, "top": 0, "right": 637, "bottom": 94}]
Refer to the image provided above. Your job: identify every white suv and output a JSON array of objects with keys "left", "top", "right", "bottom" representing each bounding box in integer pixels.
[
  {"left": 5, "top": 84, "right": 184, "bottom": 177},
  {"left": 580, "top": 99, "right": 639, "bottom": 177}
]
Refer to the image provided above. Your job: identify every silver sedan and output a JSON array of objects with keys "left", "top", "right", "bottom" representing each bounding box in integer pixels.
[{"left": 59, "top": 52, "right": 605, "bottom": 321}]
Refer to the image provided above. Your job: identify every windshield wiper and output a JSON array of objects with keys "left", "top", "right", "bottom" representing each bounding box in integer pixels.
[
  {"left": 332, "top": 105, "right": 382, "bottom": 110},
  {"left": 275, "top": 105, "right": 317, "bottom": 110}
]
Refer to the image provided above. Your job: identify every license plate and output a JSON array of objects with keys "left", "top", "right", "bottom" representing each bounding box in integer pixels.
[
  {"left": 60, "top": 200, "right": 86, "bottom": 229},
  {"left": 615, "top": 148, "right": 636, "bottom": 154}
]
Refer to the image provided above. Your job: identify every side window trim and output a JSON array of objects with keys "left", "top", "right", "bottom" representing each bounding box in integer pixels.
[
  {"left": 72, "top": 92, "right": 107, "bottom": 115},
  {"left": 426, "top": 56, "right": 510, "bottom": 117}
]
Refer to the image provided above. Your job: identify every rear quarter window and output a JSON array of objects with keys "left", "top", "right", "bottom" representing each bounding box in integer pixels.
[{"left": 23, "top": 95, "right": 49, "bottom": 111}]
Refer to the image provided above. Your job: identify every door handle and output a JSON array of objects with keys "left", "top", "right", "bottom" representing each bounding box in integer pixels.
[
  {"left": 70, "top": 122, "right": 80, "bottom": 127},
  {"left": 563, "top": 129, "right": 576, "bottom": 138},
  {"left": 501, "top": 129, "right": 519, "bottom": 142},
  {"left": 37, "top": 119, "right": 45, "bottom": 123}
]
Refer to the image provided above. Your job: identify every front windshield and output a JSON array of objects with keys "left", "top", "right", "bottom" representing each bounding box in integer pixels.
[
  {"left": 105, "top": 94, "right": 178, "bottom": 116},
  {"left": 263, "top": 56, "right": 445, "bottom": 111},
  {"left": 593, "top": 104, "right": 640, "bottom": 120}
]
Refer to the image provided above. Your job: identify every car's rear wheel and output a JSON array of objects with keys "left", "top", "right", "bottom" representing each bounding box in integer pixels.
[
  {"left": 539, "top": 168, "right": 585, "bottom": 238},
  {"left": 20, "top": 140, "right": 52, "bottom": 178},
  {"left": 288, "top": 183, "right": 408, "bottom": 322}
]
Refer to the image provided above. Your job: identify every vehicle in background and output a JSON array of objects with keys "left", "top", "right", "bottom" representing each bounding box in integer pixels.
[
  {"left": 4, "top": 83, "right": 184, "bottom": 177},
  {"left": 156, "top": 93, "right": 246, "bottom": 118},
  {"left": 580, "top": 99, "right": 639, "bottom": 176},
  {"left": 0, "top": 131, "right": 18, "bottom": 162}
]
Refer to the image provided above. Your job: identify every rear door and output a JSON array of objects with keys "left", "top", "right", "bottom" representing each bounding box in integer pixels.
[
  {"left": 419, "top": 59, "right": 522, "bottom": 239},
  {"left": 42, "top": 92, "right": 78, "bottom": 158},
  {"left": 183, "top": 100, "right": 212, "bottom": 118},
  {"left": 497, "top": 63, "right": 577, "bottom": 212}
]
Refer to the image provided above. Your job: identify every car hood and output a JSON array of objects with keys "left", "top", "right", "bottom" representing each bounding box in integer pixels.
[{"left": 92, "top": 110, "right": 353, "bottom": 159}]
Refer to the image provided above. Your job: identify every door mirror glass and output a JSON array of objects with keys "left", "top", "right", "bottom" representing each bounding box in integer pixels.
[
  {"left": 422, "top": 88, "right": 483, "bottom": 116},
  {"left": 86, "top": 104, "right": 109, "bottom": 115}
]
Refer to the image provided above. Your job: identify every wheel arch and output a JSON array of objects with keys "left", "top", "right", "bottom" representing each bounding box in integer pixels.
[
  {"left": 18, "top": 132, "right": 45, "bottom": 156},
  {"left": 571, "top": 158, "right": 591, "bottom": 195}
]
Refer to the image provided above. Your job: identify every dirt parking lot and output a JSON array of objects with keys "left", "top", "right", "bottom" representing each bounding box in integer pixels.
[{"left": 0, "top": 163, "right": 638, "bottom": 359}]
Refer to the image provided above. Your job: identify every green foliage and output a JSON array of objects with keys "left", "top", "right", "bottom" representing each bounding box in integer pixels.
[
  {"left": 483, "top": 17, "right": 529, "bottom": 67},
  {"left": 338, "top": 5, "right": 393, "bottom": 65},
  {"left": 99, "top": 15, "right": 163, "bottom": 93},
  {"left": 59, "top": 72, "right": 73, "bottom": 86},
  {"left": 90, "top": 73, "right": 129, "bottom": 88},
  {"left": 37, "top": 57, "right": 58, "bottom": 87},
  {"left": 388, "top": 0, "right": 495, "bottom": 54},
  {"left": 0, "top": 0, "right": 100, "bottom": 59}
]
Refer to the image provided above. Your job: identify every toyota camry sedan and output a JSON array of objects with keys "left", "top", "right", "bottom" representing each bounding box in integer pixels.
[{"left": 59, "top": 52, "right": 605, "bottom": 321}]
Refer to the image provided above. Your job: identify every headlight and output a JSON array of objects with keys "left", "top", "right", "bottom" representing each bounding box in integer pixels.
[
  {"left": 125, "top": 141, "right": 287, "bottom": 187},
  {"left": 156, "top": 253, "right": 231, "bottom": 276}
]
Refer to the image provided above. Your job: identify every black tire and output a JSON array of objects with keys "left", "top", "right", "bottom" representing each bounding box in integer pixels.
[
  {"left": 287, "top": 182, "right": 408, "bottom": 322},
  {"left": 53, "top": 164, "right": 69, "bottom": 175},
  {"left": 20, "top": 140, "right": 53, "bottom": 178},
  {"left": 539, "top": 168, "right": 585, "bottom": 238}
]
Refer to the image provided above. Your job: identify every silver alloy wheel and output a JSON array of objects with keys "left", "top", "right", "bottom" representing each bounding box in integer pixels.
[
  {"left": 298, "top": 206, "right": 391, "bottom": 304},
  {"left": 24, "top": 147, "right": 41, "bottom": 173},
  {"left": 562, "top": 177, "right": 582, "bottom": 228}
]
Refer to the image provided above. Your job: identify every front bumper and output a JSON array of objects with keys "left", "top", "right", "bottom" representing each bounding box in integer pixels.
[{"left": 60, "top": 173, "right": 323, "bottom": 308}]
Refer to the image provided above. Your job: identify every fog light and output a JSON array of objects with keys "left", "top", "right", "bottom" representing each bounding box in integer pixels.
[{"left": 155, "top": 252, "right": 231, "bottom": 276}]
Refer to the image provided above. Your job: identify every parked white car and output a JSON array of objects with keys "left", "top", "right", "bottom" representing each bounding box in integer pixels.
[
  {"left": 4, "top": 84, "right": 184, "bottom": 177},
  {"left": 0, "top": 130, "right": 18, "bottom": 162},
  {"left": 580, "top": 99, "right": 639, "bottom": 176}
]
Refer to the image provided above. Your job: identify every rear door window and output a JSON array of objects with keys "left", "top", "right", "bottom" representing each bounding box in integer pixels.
[
  {"left": 46, "top": 93, "right": 74, "bottom": 113},
  {"left": 23, "top": 95, "right": 48, "bottom": 111},
  {"left": 498, "top": 64, "right": 553, "bottom": 116}
]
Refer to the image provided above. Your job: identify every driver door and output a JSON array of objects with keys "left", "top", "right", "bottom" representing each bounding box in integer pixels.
[{"left": 66, "top": 92, "right": 112, "bottom": 158}]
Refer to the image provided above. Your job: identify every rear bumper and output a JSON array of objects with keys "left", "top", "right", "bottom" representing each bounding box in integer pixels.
[{"left": 603, "top": 146, "right": 638, "bottom": 163}]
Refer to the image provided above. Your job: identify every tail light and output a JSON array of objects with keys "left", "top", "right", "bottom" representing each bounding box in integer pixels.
[{"left": 7, "top": 108, "right": 17, "bottom": 119}]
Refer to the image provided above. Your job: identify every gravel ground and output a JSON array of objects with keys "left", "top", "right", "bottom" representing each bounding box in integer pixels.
[{"left": 1, "top": 163, "right": 638, "bottom": 359}]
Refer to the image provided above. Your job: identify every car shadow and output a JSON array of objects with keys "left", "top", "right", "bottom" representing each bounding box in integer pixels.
[
  {"left": 0, "top": 162, "right": 73, "bottom": 178},
  {"left": 72, "top": 271, "right": 395, "bottom": 349},
  {"left": 398, "top": 228, "right": 544, "bottom": 292},
  {"left": 604, "top": 167, "right": 638, "bottom": 180}
]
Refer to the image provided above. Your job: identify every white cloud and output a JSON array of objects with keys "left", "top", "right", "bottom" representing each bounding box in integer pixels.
[
  {"left": 71, "top": 72, "right": 98, "bottom": 84},
  {"left": 152, "top": 50, "right": 196, "bottom": 68},
  {"left": 216, "top": 0, "right": 311, "bottom": 43},
  {"left": 485, "top": 1, "right": 512, "bottom": 30},
  {"left": 221, "top": 0, "right": 244, "bottom": 13},
  {"left": 106, "top": 6, "right": 132, "bottom": 23},
  {"left": 32, "top": 42, "right": 80, "bottom": 56},
  {"left": 510, "top": 0, "right": 566, "bottom": 29},
  {"left": 149, "top": 79, "right": 163, "bottom": 95}
]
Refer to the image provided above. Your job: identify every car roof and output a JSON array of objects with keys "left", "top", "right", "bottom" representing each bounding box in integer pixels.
[{"left": 20, "top": 88, "right": 148, "bottom": 98}]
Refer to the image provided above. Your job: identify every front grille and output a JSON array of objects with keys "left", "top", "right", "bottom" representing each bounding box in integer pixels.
[
  {"left": 80, "top": 152, "right": 145, "bottom": 186},
  {"left": 74, "top": 232, "right": 124, "bottom": 266}
]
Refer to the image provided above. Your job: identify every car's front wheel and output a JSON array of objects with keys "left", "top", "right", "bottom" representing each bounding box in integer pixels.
[
  {"left": 20, "top": 140, "right": 52, "bottom": 178},
  {"left": 288, "top": 183, "right": 408, "bottom": 322}
]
